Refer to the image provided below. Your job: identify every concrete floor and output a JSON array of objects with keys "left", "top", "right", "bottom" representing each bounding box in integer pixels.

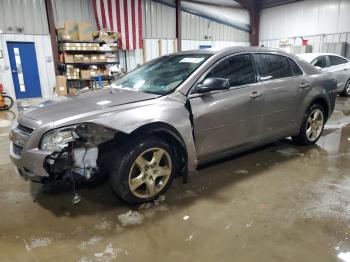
[{"left": 1, "top": 98, "right": 350, "bottom": 262}]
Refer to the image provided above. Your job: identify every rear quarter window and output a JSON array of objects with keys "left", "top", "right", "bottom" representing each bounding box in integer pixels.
[
  {"left": 329, "top": 55, "right": 348, "bottom": 66},
  {"left": 288, "top": 58, "right": 303, "bottom": 76},
  {"left": 255, "top": 53, "right": 293, "bottom": 80}
]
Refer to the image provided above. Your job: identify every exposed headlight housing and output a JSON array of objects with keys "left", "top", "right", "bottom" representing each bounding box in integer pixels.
[
  {"left": 40, "top": 125, "right": 78, "bottom": 151},
  {"left": 40, "top": 123, "right": 116, "bottom": 152}
]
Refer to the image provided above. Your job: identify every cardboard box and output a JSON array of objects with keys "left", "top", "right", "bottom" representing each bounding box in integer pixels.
[
  {"left": 93, "top": 30, "right": 120, "bottom": 42},
  {"left": 91, "top": 55, "right": 98, "bottom": 63},
  {"left": 69, "top": 88, "right": 79, "bottom": 95},
  {"left": 64, "top": 53, "right": 74, "bottom": 63},
  {"left": 90, "top": 68, "right": 109, "bottom": 77},
  {"left": 57, "top": 21, "right": 78, "bottom": 41},
  {"left": 82, "top": 54, "right": 90, "bottom": 63},
  {"left": 57, "top": 28, "right": 71, "bottom": 41},
  {"left": 74, "top": 54, "right": 84, "bottom": 63},
  {"left": 64, "top": 21, "right": 78, "bottom": 41},
  {"left": 66, "top": 67, "right": 80, "bottom": 79},
  {"left": 61, "top": 43, "right": 69, "bottom": 51},
  {"left": 81, "top": 70, "right": 92, "bottom": 80},
  {"left": 100, "top": 44, "right": 118, "bottom": 51},
  {"left": 110, "top": 46, "right": 118, "bottom": 51},
  {"left": 78, "top": 22, "right": 94, "bottom": 41},
  {"left": 98, "top": 54, "right": 106, "bottom": 63},
  {"left": 56, "top": 76, "right": 67, "bottom": 96},
  {"left": 106, "top": 54, "right": 117, "bottom": 63}
]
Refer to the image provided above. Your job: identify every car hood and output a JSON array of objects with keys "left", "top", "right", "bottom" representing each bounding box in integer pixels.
[{"left": 22, "top": 88, "right": 160, "bottom": 124}]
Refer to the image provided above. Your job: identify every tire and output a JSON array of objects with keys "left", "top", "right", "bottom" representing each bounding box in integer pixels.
[
  {"left": 0, "top": 95, "right": 14, "bottom": 110},
  {"left": 292, "top": 104, "right": 325, "bottom": 145},
  {"left": 109, "top": 136, "right": 176, "bottom": 204},
  {"left": 340, "top": 79, "right": 350, "bottom": 97}
]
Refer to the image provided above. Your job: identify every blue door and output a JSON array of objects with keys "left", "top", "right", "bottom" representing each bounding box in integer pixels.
[{"left": 7, "top": 42, "right": 42, "bottom": 99}]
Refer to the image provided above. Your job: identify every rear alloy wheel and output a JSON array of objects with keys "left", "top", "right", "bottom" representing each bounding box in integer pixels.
[
  {"left": 341, "top": 79, "right": 350, "bottom": 97},
  {"left": 110, "top": 136, "right": 176, "bottom": 204},
  {"left": 305, "top": 108, "right": 324, "bottom": 142},
  {"left": 292, "top": 104, "right": 325, "bottom": 145}
]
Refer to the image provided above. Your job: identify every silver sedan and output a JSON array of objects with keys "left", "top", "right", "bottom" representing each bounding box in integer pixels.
[
  {"left": 10, "top": 47, "right": 337, "bottom": 204},
  {"left": 297, "top": 53, "right": 350, "bottom": 96}
]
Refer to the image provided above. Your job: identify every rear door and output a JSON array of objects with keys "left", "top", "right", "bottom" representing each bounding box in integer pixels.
[
  {"left": 254, "top": 53, "right": 304, "bottom": 139},
  {"left": 327, "top": 55, "right": 350, "bottom": 91},
  {"left": 189, "top": 53, "right": 264, "bottom": 159}
]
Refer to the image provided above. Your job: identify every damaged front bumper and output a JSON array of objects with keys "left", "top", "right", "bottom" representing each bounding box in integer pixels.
[
  {"left": 10, "top": 144, "right": 51, "bottom": 183},
  {"left": 10, "top": 121, "right": 116, "bottom": 183}
]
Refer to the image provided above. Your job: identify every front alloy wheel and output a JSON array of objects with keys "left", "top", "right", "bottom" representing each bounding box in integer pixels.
[
  {"left": 110, "top": 136, "right": 176, "bottom": 204},
  {"left": 129, "top": 148, "right": 172, "bottom": 198}
]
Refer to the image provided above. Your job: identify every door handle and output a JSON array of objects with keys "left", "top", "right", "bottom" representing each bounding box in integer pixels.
[
  {"left": 11, "top": 70, "right": 17, "bottom": 74},
  {"left": 344, "top": 68, "right": 348, "bottom": 71},
  {"left": 249, "top": 91, "right": 262, "bottom": 98},
  {"left": 299, "top": 83, "right": 309, "bottom": 89}
]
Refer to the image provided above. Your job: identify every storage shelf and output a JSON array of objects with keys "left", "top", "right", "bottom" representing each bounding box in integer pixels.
[
  {"left": 67, "top": 77, "right": 114, "bottom": 81},
  {"left": 58, "top": 40, "right": 104, "bottom": 44},
  {"left": 58, "top": 40, "right": 118, "bottom": 44},
  {"left": 60, "top": 50, "right": 119, "bottom": 54},
  {"left": 59, "top": 62, "right": 119, "bottom": 66}
]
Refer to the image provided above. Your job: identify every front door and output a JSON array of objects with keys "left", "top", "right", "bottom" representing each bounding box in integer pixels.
[
  {"left": 189, "top": 53, "right": 264, "bottom": 160},
  {"left": 7, "top": 42, "right": 42, "bottom": 99}
]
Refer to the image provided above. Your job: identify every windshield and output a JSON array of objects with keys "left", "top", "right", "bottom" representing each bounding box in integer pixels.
[{"left": 111, "top": 54, "right": 211, "bottom": 95}]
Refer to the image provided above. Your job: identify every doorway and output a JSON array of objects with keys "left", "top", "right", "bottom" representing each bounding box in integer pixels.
[{"left": 7, "top": 42, "right": 42, "bottom": 99}]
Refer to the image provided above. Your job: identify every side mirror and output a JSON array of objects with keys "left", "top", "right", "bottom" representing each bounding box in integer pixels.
[
  {"left": 196, "top": 77, "right": 230, "bottom": 94},
  {"left": 315, "top": 66, "right": 322, "bottom": 70}
]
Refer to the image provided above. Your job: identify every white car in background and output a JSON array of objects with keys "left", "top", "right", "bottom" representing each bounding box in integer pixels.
[{"left": 297, "top": 53, "right": 350, "bottom": 96}]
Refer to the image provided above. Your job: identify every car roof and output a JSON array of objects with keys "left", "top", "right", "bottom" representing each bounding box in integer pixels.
[
  {"left": 176, "top": 46, "right": 289, "bottom": 56},
  {"left": 297, "top": 52, "right": 346, "bottom": 62}
]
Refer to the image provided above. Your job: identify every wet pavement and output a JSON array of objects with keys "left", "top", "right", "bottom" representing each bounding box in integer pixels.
[{"left": 1, "top": 98, "right": 350, "bottom": 261}]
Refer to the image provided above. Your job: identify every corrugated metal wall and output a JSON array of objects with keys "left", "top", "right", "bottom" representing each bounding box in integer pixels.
[
  {"left": 0, "top": 0, "right": 96, "bottom": 34},
  {"left": 260, "top": 0, "right": 350, "bottom": 40},
  {"left": 259, "top": 0, "right": 350, "bottom": 58},
  {"left": 0, "top": 0, "right": 48, "bottom": 34},
  {"left": 143, "top": 0, "right": 177, "bottom": 38},
  {"left": 52, "top": 0, "right": 96, "bottom": 27},
  {"left": 143, "top": 0, "right": 249, "bottom": 42},
  {"left": 181, "top": 12, "right": 248, "bottom": 41}
]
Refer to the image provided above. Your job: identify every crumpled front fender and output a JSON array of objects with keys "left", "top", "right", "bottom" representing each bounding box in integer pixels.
[{"left": 91, "top": 95, "right": 198, "bottom": 171}]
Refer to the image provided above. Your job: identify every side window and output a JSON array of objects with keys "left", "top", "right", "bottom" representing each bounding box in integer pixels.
[
  {"left": 255, "top": 54, "right": 293, "bottom": 80},
  {"left": 312, "top": 56, "right": 327, "bottom": 68},
  {"left": 288, "top": 58, "right": 303, "bottom": 76},
  {"left": 329, "top": 55, "right": 348, "bottom": 66},
  {"left": 205, "top": 59, "right": 231, "bottom": 80},
  {"left": 205, "top": 54, "right": 256, "bottom": 87}
]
